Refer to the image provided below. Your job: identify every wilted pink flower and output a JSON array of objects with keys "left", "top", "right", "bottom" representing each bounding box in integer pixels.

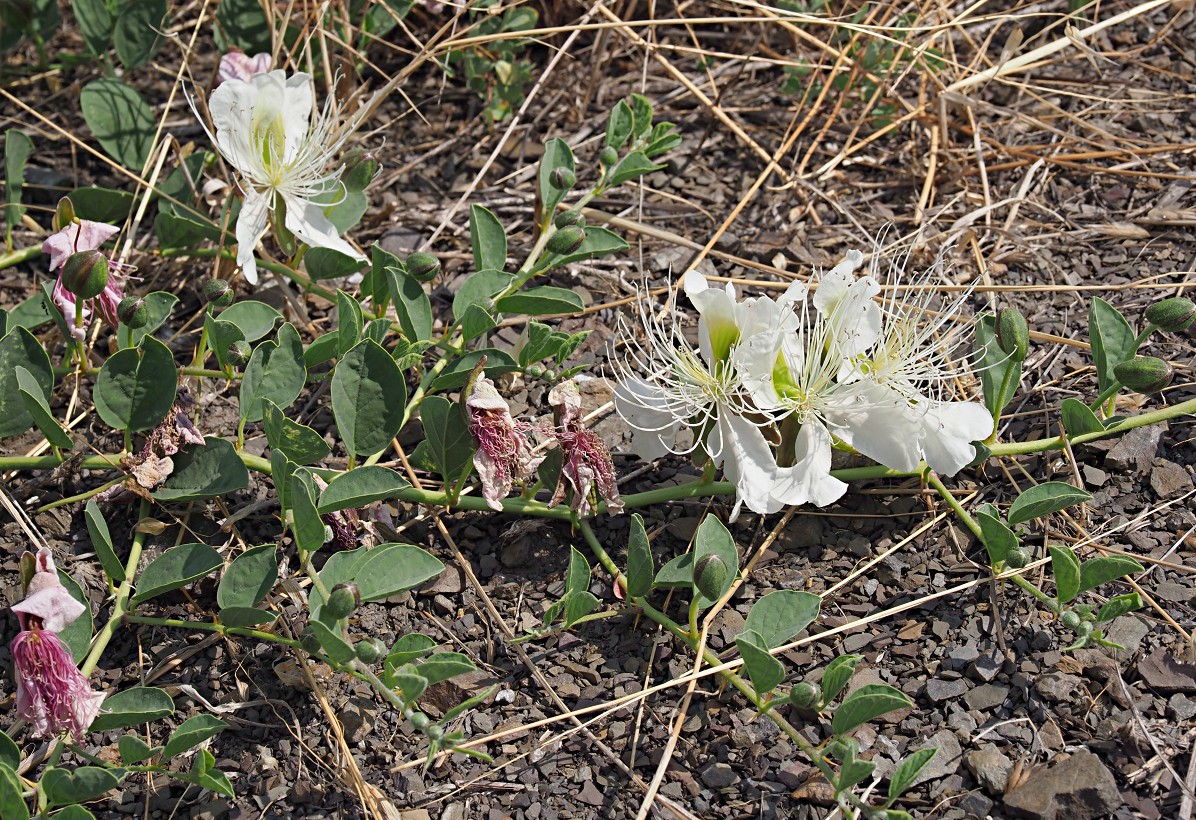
[
  {"left": 43, "top": 220, "right": 130, "bottom": 339},
  {"left": 10, "top": 549, "right": 105, "bottom": 743},
  {"left": 467, "top": 375, "right": 542, "bottom": 511},
  {"left": 546, "top": 380, "right": 624, "bottom": 516},
  {"left": 217, "top": 51, "right": 273, "bottom": 84}
]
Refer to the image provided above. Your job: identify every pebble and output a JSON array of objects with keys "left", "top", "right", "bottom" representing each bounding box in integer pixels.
[
  {"left": 576, "top": 781, "right": 605, "bottom": 806},
  {"left": 969, "top": 652, "right": 1003, "bottom": 682},
  {"left": 1003, "top": 749, "right": 1121, "bottom": 820},
  {"left": 1105, "top": 425, "right": 1162, "bottom": 472},
  {"left": 964, "top": 683, "right": 1009, "bottom": 711},
  {"left": 909, "top": 730, "right": 962, "bottom": 787},
  {"left": 926, "top": 678, "right": 971, "bottom": 703},
  {"left": 1150, "top": 459, "right": 1194, "bottom": 497},
  {"left": 1034, "top": 672, "right": 1083, "bottom": 703},
  {"left": 1138, "top": 648, "right": 1196, "bottom": 692},
  {"left": 964, "top": 746, "right": 1013, "bottom": 794},
  {"left": 700, "top": 762, "right": 739, "bottom": 789},
  {"left": 1168, "top": 693, "right": 1196, "bottom": 720}
]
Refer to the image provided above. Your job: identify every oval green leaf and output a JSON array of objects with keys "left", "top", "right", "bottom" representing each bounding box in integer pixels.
[
  {"left": 132, "top": 542, "right": 223, "bottom": 605},
  {"left": 331, "top": 339, "right": 406, "bottom": 456},
  {"left": 89, "top": 686, "right": 174, "bottom": 732}
]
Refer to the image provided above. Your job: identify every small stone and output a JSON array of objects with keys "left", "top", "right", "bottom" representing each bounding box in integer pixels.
[
  {"left": 1103, "top": 616, "right": 1150, "bottom": 658},
  {"left": 440, "top": 805, "right": 467, "bottom": 820},
  {"left": 959, "top": 792, "right": 995, "bottom": 819},
  {"left": 1154, "top": 581, "right": 1193, "bottom": 602},
  {"left": 948, "top": 643, "right": 981, "bottom": 666},
  {"left": 965, "top": 746, "right": 1013, "bottom": 794},
  {"left": 1034, "top": 672, "right": 1084, "bottom": 703},
  {"left": 1168, "top": 694, "right": 1196, "bottom": 720},
  {"left": 700, "top": 762, "right": 738, "bottom": 789},
  {"left": 926, "top": 678, "right": 971, "bottom": 703},
  {"left": 1138, "top": 648, "right": 1196, "bottom": 692},
  {"left": 1081, "top": 465, "right": 1107, "bottom": 487},
  {"left": 190, "top": 801, "right": 230, "bottom": 820},
  {"left": 970, "top": 652, "right": 1004, "bottom": 682},
  {"left": 399, "top": 811, "right": 432, "bottom": 820},
  {"left": 1150, "top": 459, "right": 1194, "bottom": 498},
  {"left": 965, "top": 683, "right": 1009, "bottom": 711},
  {"left": 339, "top": 698, "right": 376, "bottom": 743},
  {"left": 1105, "top": 425, "right": 1162, "bottom": 472},
  {"left": 778, "top": 761, "right": 809, "bottom": 789},
  {"left": 420, "top": 565, "right": 464, "bottom": 596},
  {"left": 576, "top": 781, "right": 604, "bottom": 806},
  {"left": 1004, "top": 749, "right": 1120, "bottom": 820},
  {"left": 909, "top": 730, "right": 963, "bottom": 787}
]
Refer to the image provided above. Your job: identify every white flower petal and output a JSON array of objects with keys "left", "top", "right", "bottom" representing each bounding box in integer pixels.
[
  {"left": 920, "top": 400, "right": 994, "bottom": 475},
  {"left": 717, "top": 410, "right": 783, "bottom": 516},
  {"left": 684, "top": 270, "right": 740, "bottom": 368},
  {"left": 234, "top": 189, "right": 270, "bottom": 284},
  {"left": 282, "top": 194, "right": 364, "bottom": 262},
  {"left": 771, "top": 419, "right": 847, "bottom": 508},
  {"left": 824, "top": 382, "right": 924, "bottom": 473}
]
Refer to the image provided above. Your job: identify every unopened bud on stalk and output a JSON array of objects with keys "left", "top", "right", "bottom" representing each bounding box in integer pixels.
[
  {"left": 406, "top": 252, "right": 441, "bottom": 283},
  {"left": 1004, "top": 548, "right": 1029, "bottom": 569},
  {"left": 1145, "top": 297, "right": 1196, "bottom": 333},
  {"left": 554, "top": 211, "right": 585, "bottom": 230},
  {"left": 61, "top": 250, "right": 110, "bottom": 299},
  {"left": 995, "top": 308, "right": 1029, "bottom": 363},
  {"left": 547, "top": 225, "right": 586, "bottom": 256},
  {"left": 599, "top": 146, "right": 618, "bottom": 167},
  {"left": 1075, "top": 621, "right": 1093, "bottom": 637},
  {"left": 1061, "top": 611, "right": 1081, "bottom": 629},
  {"left": 525, "top": 364, "right": 545, "bottom": 379},
  {"left": 1114, "top": 356, "right": 1173, "bottom": 393},
  {"left": 354, "top": 637, "right": 386, "bottom": 664},
  {"left": 341, "top": 148, "right": 381, "bottom": 192},
  {"left": 789, "top": 681, "right": 821, "bottom": 709},
  {"left": 204, "top": 278, "right": 235, "bottom": 307},
  {"left": 325, "top": 583, "right": 360, "bottom": 619},
  {"left": 226, "top": 340, "right": 251, "bottom": 367},
  {"left": 549, "top": 167, "right": 575, "bottom": 190},
  {"left": 117, "top": 296, "right": 148, "bottom": 328},
  {"left": 53, "top": 196, "right": 76, "bottom": 232},
  {"left": 693, "top": 554, "right": 727, "bottom": 601},
  {"left": 300, "top": 627, "right": 322, "bottom": 655},
  {"left": 408, "top": 712, "right": 430, "bottom": 731}
]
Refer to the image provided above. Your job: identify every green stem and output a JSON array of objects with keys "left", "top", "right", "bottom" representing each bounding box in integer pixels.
[
  {"left": 1006, "top": 573, "right": 1060, "bottom": 614},
  {"left": 987, "top": 362, "right": 1019, "bottom": 443},
  {"left": 924, "top": 471, "right": 982, "bottom": 540},
  {"left": 52, "top": 364, "right": 233, "bottom": 380},
  {"left": 38, "top": 477, "right": 125, "bottom": 512},
  {"left": 123, "top": 614, "right": 300, "bottom": 647},
  {"left": 0, "top": 244, "right": 44, "bottom": 271},
  {"left": 158, "top": 248, "right": 337, "bottom": 303},
  {"left": 80, "top": 498, "right": 150, "bottom": 676}
]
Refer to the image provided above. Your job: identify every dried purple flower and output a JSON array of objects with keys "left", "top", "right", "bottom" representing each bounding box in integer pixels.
[
  {"left": 9, "top": 549, "right": 104, "bottom": 742},
  {"left": 466, "top": 375, "right": 542, "bottom": 511},
  {"left": 546, "top": 380, "right": 624, "bottom": 516}
]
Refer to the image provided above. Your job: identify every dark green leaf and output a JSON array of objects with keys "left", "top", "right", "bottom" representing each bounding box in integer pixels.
[
  {"left": 217, "top": 606, "right": 277, "bottom": 627},
  {"left": 743, "top": 589, "right": 821, "bottom": 650},
  {"left": 16, "top": 366, "right": 71, "bottom": 448},
  {"left": 154, "top": 436, "right": 249, "bottom": 501},
  {"left": 217, "top": 545, "right": 277, "bottom": 609},
  {"left": 386, "top": 265, "right": 433, "bottom": 342},
  {"left": 72, "top": 0, "right": 112, "bottom": 55},
  {"left": 308, "top": 620, "right": 356, "bottom": 664},
  {"left": 4, "top": 129, "right": 33, "bottom": 234},
  {"left": 336, "top": 291, "right": 363, "bottom": 357},
  {"left": 735, "top": 631, "right": 785, "bottom": 696},
  {"left": 562, "top": 590, "right": 598, "bottom": 628},
  {"left": 469, "top": 204, "right": 507, "bottom": 273},
  {"left": 42, "top": 767, "right": 121, "bottom": 808},
  {"left": 331, "top": 339, "right": 406, "bottom": 456},
  {"left": 215, "top": 0, "right": 269, "bottom": 52},
  {"left": 240, "top": 323, "right": 306, "bottom": 423},
  {"left": 831, "top": 684, "right": 912, "bottom": 736},
  {"left": 821, "top": 654, "right": 862, "bottom": 706},
  {"left": 1049, "top": 545, "right": 1082, "bottom": 604},
  {"left": 161, "top": 714, "right": 227, "bottom": 760},
  {"left": 0, "top": 762, "right": 26, "bottom": 820},
  {"left": 566, "top": 546, "right": 591, "bottom": 595},
  {"left": 89, "top": 686, "right": 174, "bottom": 731},
  {"left": 457, "top": 303, "right": 496, "bottom": 342},
  {"left": 305, "top": 247, "right": 366, "bottom": 281},
  {"left": 204, "top": 313, "right": 244, "bottom": 370},
  {"left": 452, "top": 269, "right": 513, "bottom": 322},
  {"left": 609, "top": 151, "right": 663, "bottom": 187},
  {"left": 154, "top": 212, "right": 219, "bottom": 249},
  {"left": 1007, "top": 482, "right": 1092, "bottom": 526},
  {"left": 56, "top": 570, "right": 92, "bottom": 663},
  {"left": 79, "top": 78, "right": 155, "bottom": 170},
  {"left": 977, "top": 509, "right": 1017, "bottom": 566},
  {"left": 837, "top": 758, "right": 876, "bottom": 793},
  {"left": 385, "top": 633, "right": 436, "bottom": 668},
  {"left": 0, "top": 732, "right": 18, "bottom": 770},
  {"left": 415, "top": 652, "right": 476, "bottom": 686},
  {"left": 975, "top": 313, "right": 1020, "bottom": 417},
  {"left": 1089, "top": 297, "right": 1137, "bottom": 395},
  {"left": 289, "top": 472, "right": 325, "bottom": 559},
  {"left": 624, "top": 513, "right": 653, "bottom": 598},
  {"left": 440, "top": 684, "right": 498, "bottom": 725},
  {"left": 303, "top": 331, "right": 339, "bottom": 369},
  {"left": 1096, "top": 592, "right": 1143, "bottom": 623},
  {"left": 0, "top": 326, "right": 53, "bottom": 437},
  {"left": 132, "top": 542, "right": 223, "bottom": 605},
  {"left": 545, "top": 226, "right": 628, "bottom": 269},
  {"left": 118, "top": 734, "right": 159, "bottom": 764},
  {"left": 218, "top": 300, "right": 282, "bottom": 342},
  {"left": 887, "top": 748, "right": 937, "bottom": 802},
  {"left": 495, "top": 286, "right": 584, "bottom": 316},
  {"left": 113, "top": 0, "right": 165, "bottom": 68},
  {"left": 85, "top": 498, "right": 124, "bottom": 584},
  {"left": 68, "top": 186, "right": 133, "bottom": 222},
  {"left": 1061, "top": 397, "right": 1104, "bottom": 438},
  {"left": 417, "top": 396, "right": 474, "bottom": 491},
  {"left": 605, "top": 99, "right": 633, "bottom": 149},
  {"left": 263, "top": 399, "right": 330, "bottom": 465},
  {"left": 354, "top": 543, "right": 444, "bottom": 602},
  {"left": 317, "top": 466, "right": 410, "bottom": 513},
  {"left": 94, "top": 336, "right": 178, "bottom": 432},
  {"left": 428, "top": 349, "right": 518, "bottom": 391},
  {"left": 691, "top": 515, "right": 738, "bottom": 608},
  {"left": 324, "top": 189, "right": 367, "bottom": 234},
  {"left": 1078, "top": 555, "right": 1143, "bottom": 595},
  {"left": 388, "top": 672, "right": 428, "bottom": 705}
]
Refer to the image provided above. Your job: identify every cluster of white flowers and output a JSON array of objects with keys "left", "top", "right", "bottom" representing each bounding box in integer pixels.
[{"left": 613, "top": 249, "right": 994, "bottom": 519}]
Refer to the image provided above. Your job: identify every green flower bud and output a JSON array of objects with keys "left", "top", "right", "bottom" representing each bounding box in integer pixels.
[
  {"left": 1114, "top": 356, "right": 1173, "bottom": 394},
  {"left": 547, "top": 225, "right": 586, "bottom": 256},
  {"left": 542, "top": 368, "right": 557, "bottom": 382},
  {"left": 324, "top": 583, "right": 360, "bottom": 620},
  {"left": 789, "top": 681, "right": 821, "bottom": 709},
  {"left": 525, "top": 364, "right": 545, "bottom": 379},
  {"left": 117, "top": 296, "right": 148, "bottom": 329},
  {"left": 1145, "top": 297, "right": 1196, "bottom": 333},
  {"left": 300, "top": 627, "right": 322, "bottom": 655},
  {"left": 1076, "top": 621, "right": 1093, "bottom": 637},
  {"left": 409, "top": 711, "right": 430, "bottom": 731},
  {"left": 354, "top": 637, "right": 386, "bottom": 664},
  {"left": 1004, "top": 548, "right": 1029, "bottom": 569},
  {"left": 599, "top": 146, "right": 618, "bottom": 167},
  {"left": 424, "top": 724, "right": 443, "bottom": 742},
  {"left": 341, "top": 148, "right": 381, "bottom": 192},
  {"left": 554, "top": 211, "right": 585, "bottom": 230},
  {"left": 60, "top": 250, "right": 110, "bottom": 299},
  {"left": 226, "top": 340, "right": 252, "bottom": 367},
  {"left": 406, "top": 252, "right": 441, "bottom": 283},
  {"left": 53, "top": 196, "right": 76, "bottom": 232},
  {"left": 204, "top": 278, "right": 235, "bottom": 307},
  {"left": 996, "top": 308, "right": 1029, "bottom": 363},
  {"left": 549, "top": 167, "right": 576, "bottom": 190},
  {"left": 1061, "top": 611, "right": 1081, "bottom": 629},
  {"left": 693, "top": 554, "right": 728, "bottom": 601}
]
